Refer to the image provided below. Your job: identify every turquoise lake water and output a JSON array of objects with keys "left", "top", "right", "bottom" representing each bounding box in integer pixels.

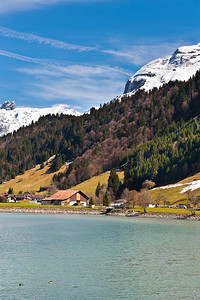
[{"left": 1, "top": 213, "right": 200, "bottom": 299}]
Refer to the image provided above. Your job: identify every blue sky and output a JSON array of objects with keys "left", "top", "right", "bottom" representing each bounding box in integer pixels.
[{"left": 0, "top": 0, "right": 199, "bottom": 112}]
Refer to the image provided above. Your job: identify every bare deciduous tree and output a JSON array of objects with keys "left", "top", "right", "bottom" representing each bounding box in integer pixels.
[
  {"left": 156, "top": 192, "right": 168, "bottom": 207},
  {"left": 94, "top": 184, "right": 107, "bottom": 205},
  {"left": 47, "top": 182, "right": 58, "bottom": 195},
  {"left": 142, "top": 180, "right": 156, "bottom": 190},
  {"left": 107, "top": 187, "right": 115, "bottom": 203},
  {"left": 121, "top": 189, "right": 139, "bottom": 209},
  {"left": 187, "top": 190, "right": 199, "bottom": 215},
  {"left": 137, "top": 189, "right": 153, "bottom": 213},
  {"left": 94, "top": 195, "right": 102, "bottom": 206}
]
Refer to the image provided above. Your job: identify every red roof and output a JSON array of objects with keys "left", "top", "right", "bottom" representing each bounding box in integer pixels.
[{"left": 46, "top": 190, "right": 88, "bottom": 201}]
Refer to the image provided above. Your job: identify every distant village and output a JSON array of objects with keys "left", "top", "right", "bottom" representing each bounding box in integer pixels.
[
  {"left": 0, "top": 190, "right": 90, "bottom": 207},
  {"left": 0, "top": 189, "right": 130, "bottom": 209},
  {"left": 0, "top": 188, "right": 197, "bottom": 211}
]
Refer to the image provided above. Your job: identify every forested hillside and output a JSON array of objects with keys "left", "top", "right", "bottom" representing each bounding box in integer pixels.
[
  {"left": 124, "top": 118, "right": 200, "bottom": 190},
  {"left": 0, "top": 70, "right": 200, "bottom": 190}
]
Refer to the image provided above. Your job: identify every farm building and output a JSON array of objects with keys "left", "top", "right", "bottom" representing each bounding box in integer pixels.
[{"left": 41, "top": 190, "right": 89, "bottom": 206}]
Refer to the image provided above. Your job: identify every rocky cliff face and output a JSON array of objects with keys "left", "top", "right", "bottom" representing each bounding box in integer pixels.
[
  {"left": 122, "top": 43, "right": 200, "bottom": 97},
  {"left": 0, "top": 100, "right": 16, "bottom": 110}
]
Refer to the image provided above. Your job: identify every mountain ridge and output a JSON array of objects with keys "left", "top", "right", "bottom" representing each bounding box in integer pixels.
[
  {"left": 0, "top": 100, "right": 81, "bottom": 137},
  {"left": 1, "top": 42, "right": 200, "bottom": 137},
  {"left": 118, "top": 42, "right": 200, "bottom": 100}
]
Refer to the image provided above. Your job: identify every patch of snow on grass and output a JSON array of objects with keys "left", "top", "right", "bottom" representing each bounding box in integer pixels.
[
  {"left": 153, "top": 183, "right": 185, "bottom": 190},
  {"left": 180, "top": 180, "right": 200, "bottom": 193}
]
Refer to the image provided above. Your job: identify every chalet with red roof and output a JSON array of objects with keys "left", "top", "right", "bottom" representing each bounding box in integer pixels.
[{"left": 41, "top": 190, "right": 89, "bottom": 206}]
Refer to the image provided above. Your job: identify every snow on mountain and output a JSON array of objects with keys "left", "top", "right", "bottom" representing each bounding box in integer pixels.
[
  {"left": 0, "top": 101, "right": 81, "bottom": 137},
  {"left": 120, "top": 42, "right": 200, "bottom": 99},
  {"left": 0, "top": 100, "right": 16, "bottom": 110}
]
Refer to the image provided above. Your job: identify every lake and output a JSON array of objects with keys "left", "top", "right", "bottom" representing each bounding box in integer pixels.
[{"left": 0, "top": 213, "right": 200, "bottom": 299}]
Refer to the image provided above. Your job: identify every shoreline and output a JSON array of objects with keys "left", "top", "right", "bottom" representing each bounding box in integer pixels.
[
  {"left": 0, "top": 207, "right": 104, "bottom": 215},
  {"left": 0, "top": 206, "right": 200, "bottom": 220},
  {"left": 107, "top": 210, "right": 200, "bottom": 220}
]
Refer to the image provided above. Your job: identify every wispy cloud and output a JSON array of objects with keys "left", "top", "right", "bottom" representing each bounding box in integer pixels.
[
  {"left": 16, "top": 63, "right": 129, "bottom": 108},
  {"left": 18, "top": 65, "right": 130, "bottom": 78},
  {"left": 0, "top": 48, "right": 130, "bottom": 109},
  {"left": 0, "top": 49, "right": 130, "bottom": 77},
  {"left": 18, "top": 67, "right": 126, "bottom": 109},
  {"left": 0, "top": 49, "right": 45, "bottom": 64},
  {"left": 103, "top": 43, "right": 182, "bottom": 66},
  {"left": 0, "top": 0, "right": 107, "bottom": 14},
  {"left": 0, "top": 29, "right": 186, "bottom": 110},
  {"left": 0, "top": 26, "right": 182, "bottom": 67},
  {"left": 0, "top": 26, "right": 97, "bottom": 52},
  {"left": 29, "top": 77, "right": 124, "bottom": 106}
]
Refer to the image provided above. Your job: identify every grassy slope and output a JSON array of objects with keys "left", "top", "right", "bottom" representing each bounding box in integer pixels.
[
  {"left": 0, "top": 157, "right": 66, "bottom": 194},
  {"left": 72, "top": 169, "right": 200, "bottom": 204},
  {"left": 71, "top": 171, "right": 124, "bottom": 197},
  {"left": 73, "top": 169, "right": 200, "bottom": 203},
  {"left": 0, "top": 160, "right": 123, "bottom": 196},
  {"left": 150, "top": 172, "right": 200, "bottom": 204},
  {"left": 0, "top": 154, "right": 199, "bottom": 204}
]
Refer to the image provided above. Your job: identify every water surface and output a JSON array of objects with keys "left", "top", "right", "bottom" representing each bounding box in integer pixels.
[{"left": 0, "top": 213, "right": 200, "bottom": 299}]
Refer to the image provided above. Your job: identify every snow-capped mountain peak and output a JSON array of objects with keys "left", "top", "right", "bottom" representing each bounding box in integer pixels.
[
  {"left": 0, "top": 100, "right": 16, "bottom": 110},
  {"left": 0, "top": 101, "right": 81, "bottom": 137},
  {"left": 121, "top": 42, "right": 200, "bottom": 98}
]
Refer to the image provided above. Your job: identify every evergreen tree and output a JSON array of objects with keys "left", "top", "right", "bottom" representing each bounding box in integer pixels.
[
  {"left": 95, "top": 182, "right": 101, "bottom": 197},
  {"left": 8, "top": 187, "right": 14, "bottom": 194},
  {"left": 51, "top": 155, "right": 63, "bottom": 172},
  {"left": 108, "top": 168, "right": 120, "bottom": 197},
  {"left": 103, "top": 191, "right": 110, "bottom": 207},
  {"left": 89, "top": 197, "right": 94, "bottom": 207}
]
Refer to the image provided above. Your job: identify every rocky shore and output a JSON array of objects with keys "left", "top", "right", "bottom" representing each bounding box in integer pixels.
[
  {"left": 106, "top": 209, "right": 200, "bottom": 220},
  {"left": 136, "top": 212, "right": 200, "bottom": 220},
  {"left": 1, "top": 206, "right": 200, "bottom": 220},
  {"left": 0, "top": 207, "right": 104, "bottom": 215}
]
